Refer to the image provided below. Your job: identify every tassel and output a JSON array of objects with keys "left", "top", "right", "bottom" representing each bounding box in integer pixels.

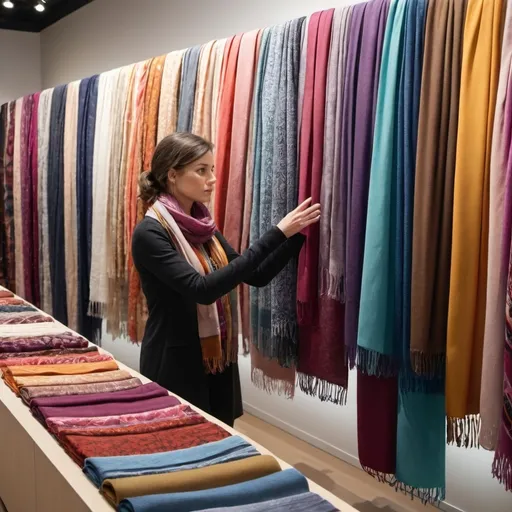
[
  {"left": 492, "top": 452, "right": 512, "bottom": 491},
  {"left": 297, "top": 373, "right": 347, "bottom": 406},
  {"left": 356, "top": 346, "right": 399, "bottom": 378},
  {"left": 446, "top": 414, "right": 481, "bottom": 448},
  {"left": 391, "top": 479, "right": 445, "bottom": 505},
  {"left": 410, "top": 350, "right": 446, "bottom": 379},
  {"left": 251, "top": 367, "right": 295, "bottom": 399}
]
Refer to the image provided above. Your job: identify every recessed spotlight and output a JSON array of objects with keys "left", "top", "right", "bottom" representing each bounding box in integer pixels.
[
  {"left": 2, "top": 1, "right": 14, "bottom": 8},
  {"left": 34, "top": 2, "right": 45, "bottom": 11}
]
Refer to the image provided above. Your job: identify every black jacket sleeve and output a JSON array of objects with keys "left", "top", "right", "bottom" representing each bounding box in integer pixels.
[
  {"left": 216, "top": 232, "right": 305, "bottom": 288},
  {"left": 132, "top": 220, "right": 288, "bottom": 305}
]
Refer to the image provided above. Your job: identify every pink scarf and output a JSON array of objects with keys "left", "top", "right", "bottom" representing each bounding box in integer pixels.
[{"left": 158, "top": 194, "right": 217, "bottom": 244}]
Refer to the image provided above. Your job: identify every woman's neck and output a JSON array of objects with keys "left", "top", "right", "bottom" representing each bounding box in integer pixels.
[{"left": 173, "top": 194, "right": 193, "bottom": 216}]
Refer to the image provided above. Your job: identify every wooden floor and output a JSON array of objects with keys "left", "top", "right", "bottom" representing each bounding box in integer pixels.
[{"left": 236, "top": 413, "right": 436, "bottom": 512}]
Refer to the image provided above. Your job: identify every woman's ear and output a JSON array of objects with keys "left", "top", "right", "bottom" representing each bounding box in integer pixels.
[{"left": 167, "top": 169, "right": 176, "bottom": 184}]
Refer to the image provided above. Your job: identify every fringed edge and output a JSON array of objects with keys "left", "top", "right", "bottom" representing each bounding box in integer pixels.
[
  {"left": 255, "top": 323, "right": 298, "bottom": 369},
  {"left": 345, "top": 344, "right": 357, "bottom": 370},
  {"left": 492, "top": 452, "right": 512, "bottom": 491},
  {"left": 447, "top": 414, "right": 481, "bottom": 448},
  {"left": 391, "top": 479, "right": 445, "bottom": 505},
  {"left": 319, "top": 268, "right": 345, "bottom": 303},
  {"left": 251, "top": 367, "right": 295, "bottom": 399},
  {"left": 361, "top": 465, "right": 395, "bottom": 484},
  {"left": 410, "top": 350, "right": 446, "bottom": 379},
  {"left": 356, "top": 346, "right": 398, "bottom": 378},
  {"left": 87, "top": 301, "right": 106, "bottom": 320},
  {"left": 297, "top": 373, "right": 347, "bottom": 406}
]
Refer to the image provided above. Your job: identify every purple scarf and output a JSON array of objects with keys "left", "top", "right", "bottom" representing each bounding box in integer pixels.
[{"left": 158, "top": 194, "right": 216, "bottom": 245}]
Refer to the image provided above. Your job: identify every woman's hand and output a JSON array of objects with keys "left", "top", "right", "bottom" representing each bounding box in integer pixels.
[{"left": 277, "top": 198, "right": 321, "bottom": 238}]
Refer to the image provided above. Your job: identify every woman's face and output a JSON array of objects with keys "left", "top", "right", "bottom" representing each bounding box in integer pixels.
[{"left": 169, "top": 151, "right": 216, "bottom": 206}]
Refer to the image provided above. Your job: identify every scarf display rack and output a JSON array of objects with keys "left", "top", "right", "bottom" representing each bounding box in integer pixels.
[{"left": 0, "top": 0, "right": 511, "bottom": 502}]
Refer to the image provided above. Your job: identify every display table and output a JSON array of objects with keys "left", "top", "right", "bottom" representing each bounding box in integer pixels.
[{"left": 0, "top": 304, "right": 356, "bottom": 512}]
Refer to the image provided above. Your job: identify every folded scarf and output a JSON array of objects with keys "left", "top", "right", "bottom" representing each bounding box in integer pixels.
[
  {"left": 0, "top": 290, "right": 14, "bottom": 297},
  {"left": 320, "top": 7, "right": 352, "bottom": 302},
  {"left": 199, "top": 493, "right": 338, "bottom": 512},
  {"left": 157, "top": 51, "right": 184, "bottom": 142},
  {"left": 118, "top": 468, "right": 308, "bottom": 512},
  {"left": 84, "top": 436, "right": 258, "bottom": 487},
  {"left": 3, "top": 102, "right": 15, "bottom": 292},
  {"left": 0, "top": 333, "right": 89, "bottom": 354},
  {"left": 0, "top": 299, "right": 26, "bottom": 306},
  {"left": 0, "top": 323, "right": 68, "bottom": 337},
  {"left": 20, "top": 377, "right": 142, "bottom": 404},
  {"left": 104, "top": 456, "right": 280, "bottom": 506},
  {"left": 47, "top": 85, "right": 68, "bottom": 324},
  {"left": 47, "top": 404, "right": 200, "bottom": 437},
  {"left": 296, "top": 9, "right": 334, "bottom": 326},
  {"left": 63, "top": 81, "right": 80, "bottom": 331},
  {"left": 345, "top": 0, "right": 389, "bottom": 368},
  {"left": 481, "top": 0, "right": 512, "bottom": 450},
  {"left": 214, "top": 35, "right": 243, "bottom": 230},
  {"left": 0, "top": 313, "right": 52, "bottom": 324},
  {"left": 446, "top": 0, "right": 503, "bottom": 446},
  {"left": 13, "top": 98, "right": 23, "bottom": 298},
  {"left": 0, "top": 346, "right": 98, "bottom": 360},
  {"left": 76, "top": 76, "right": 101, "bottom": 342},
  {"left": 62, "top": 421, "right": 229, "bottom": 467},
  {"left": 0, "top": 305, "right": 36, "bottom": 312},
  {"left": 12, "top": 369, "right": 132, "bottom": 390},
  {"left": 147, "top": 199, "right": 238, "bottom": 373},
  {"left": 0, "top": 352, "right": 110, "bottom": 367},
  {"left": 37, "top": 90, "right": 53, "bottom": 313},
  {"left": 176, "top": 46, "right": 202, "bottom": 133}
]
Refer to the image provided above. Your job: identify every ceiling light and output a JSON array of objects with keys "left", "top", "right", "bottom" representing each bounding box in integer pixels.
[
  {"left": 2, "top": 1, "right": 14, "bottom": 8},
  {"left": 34, "top": 2, "right": 45, "bottom": 11}
]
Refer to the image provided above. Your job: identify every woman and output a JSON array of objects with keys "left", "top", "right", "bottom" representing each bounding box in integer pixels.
[{"left": 132, "top": 132, "right": 320, "bottom": 426}]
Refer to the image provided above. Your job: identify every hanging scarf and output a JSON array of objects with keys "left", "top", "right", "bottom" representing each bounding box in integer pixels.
[
  {"left": 211, "top": 40, "right": 227, "bottom": 147},
  {"left": 446, "top": 0, "right": 503, "bottom": 447},
  {"left": 22, "top": 95, "right": 38, "bottom": 304},
  {"left": 296, "top": 9, "right": 333, "bottom": 326},
  {"left": 0, "top": 105, "right": 7, "bottom": 287},
  {"left": 63, "top": 82, "right": 80, "bottom": 331},
  {"left": 357, "top": 0, "right": 404, "bottom": 482},
  {"left": 146, "top": 197, "right": 238, "bottom": 373},
  {"left": 106, "top": 66, "right": 133, "bottom": 338},
  {"left": 320, "top": 8, "right": 351, "bottom": 302},
  {"left": 37, "top": 90, "right": 53, "bottom": 315},
  {"left": 493, "top": 232, "right": 512, "bottom": 490},
  {"left": 47, "top": 85, "right": 68, "bottom": 324},
  {"left": 13, "top": 98, "right": 23, "bottom": 298},
  {"left": 157, "top": 51, "right": 184, "bottom": 143},
  {"left": 89, "top": 70, "right": 118, "bottom": 319},
  {"left": 214, "top": 35, "right": 243, "bottom": 231},
  {"left": 345, "top": 0, "right": 389, "bottom": 368},
  {"left": 29, "top": 93, "right": 40, "bottom": 308},
  {"left": 177, "top": 46, "right": 202, "bottom": 133},
  {"left": 481, "top": 0, "right": 512, "bottom": 450},
  {"left": 76, "top": 76, "right": 101, "bottom": 342},
  {"left": 410, "top": 0, "right": 465, "bottom": 382},
  {"left": 193, "top": 41, "right": 216, "bottom": 139},
  {"left": 3, "top": 102, "right": 15, "bottom": 293}
]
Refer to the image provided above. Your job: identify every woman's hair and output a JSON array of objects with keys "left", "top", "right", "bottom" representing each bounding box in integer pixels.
[{"left": 139, "top": 132, "right": 213, "bottom": 205}]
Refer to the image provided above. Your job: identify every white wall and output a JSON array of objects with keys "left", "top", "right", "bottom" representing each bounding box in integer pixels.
[
  {"left": 41, "top": 2, "right": 512, "bottom": 512},
  {"left": 0, "top": 30, "right": 41, "bottom": 105}
]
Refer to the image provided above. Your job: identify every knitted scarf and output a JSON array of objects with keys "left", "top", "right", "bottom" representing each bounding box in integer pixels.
[
  {"left": 47, "top": 85, "right": 68, "bottom": 324},
  {"left": 4, "top": 102, "right": 15, "bottom": 293},
  {"left": 345, "top": 0, "right": 389, "bottom": 368},
  {"left": 146, "top": 197, "right": 238, "bottom": 373},
  {"left": 76, "top": 76, "right": 101, "bottom": 343},
  {"left": 106, "top": 66, "right": 133, "bottom": 338},
  {"left": 0, "top": 105, "right": 7, "bottom": 287},
  {"left": 177, "top": 46, "right": 201, "bottom": 133},
  {"left": 29, "top": 93, "right": 40, "bottom": 308},
  {"left": 320, "top": 8, "right": 351, "bottom": 303},
  {"left": 157, "top": 51, "right": 184, "bottom": 143},
  {"left": 296, "top": 9, "right": 333, "bottom": 327},
  {"left": 13, "top": 98, "right": 23, "bottom": 298},
  {"left": 481, "top": 0, "right": 512, "bottom": 450},
  {"left": 63, "top": 82, "right": 80, "bottom": 331},
  {"left": 214, "top": 35, "right": 242, "bottom": 231},
  {"left": 37, "top": 90, "right": 53, "bottom": 315},
  {"left": 446, "top": 0, "right": 503, "bottom": 447},
  {"left": 410, "top": 0, "right": 465, "bottom": 384}
]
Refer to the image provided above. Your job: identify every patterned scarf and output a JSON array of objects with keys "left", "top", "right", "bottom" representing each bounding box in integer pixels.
[{"left": 146, "top": 197, "right": 238, "bottom": 373}]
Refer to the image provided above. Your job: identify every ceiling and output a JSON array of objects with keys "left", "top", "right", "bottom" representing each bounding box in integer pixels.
[{"left": 0, "top": 0, "right": 94, "bottom": 32}]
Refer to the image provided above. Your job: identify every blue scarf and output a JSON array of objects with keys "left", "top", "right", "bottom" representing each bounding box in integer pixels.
[{"left": 177, "top": 46, "right": 201, "bottom": 132}]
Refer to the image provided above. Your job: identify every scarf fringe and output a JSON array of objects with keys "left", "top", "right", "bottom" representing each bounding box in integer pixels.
[
  {"left": 345, "top": 344, "right": 357, "bottom": 370},
  {"left": 297, "top": 373, "right": 347, "bottom": 406},
  {"left": 254, "top": 324, "right": 298, "bottom": 368},
  {"left": 87, "top": 301, "right": 106, "bottom": 319},
  {"left": 251, "top": 366, "right": 295, "bottom": 399},
  {"left": 319, "top": 268, "right": 345, "bottom": 302},
  {"left": 391, "top": 479, "right": 445, "bottom": 505},
  {"left": 447, "top": 414, "right": 481, "bottom": 448},
  {"left": 361, "top": 465, "right": 395, "bottom": 484},
  {"left": 492, "top": 452, "right": 512, "bottom": 491},
  {"left": 410, "top": 350, "right": 446, "bottom": 379},
  {"left": 356, "top": 346, "right": 398, "bottom": 377}
]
